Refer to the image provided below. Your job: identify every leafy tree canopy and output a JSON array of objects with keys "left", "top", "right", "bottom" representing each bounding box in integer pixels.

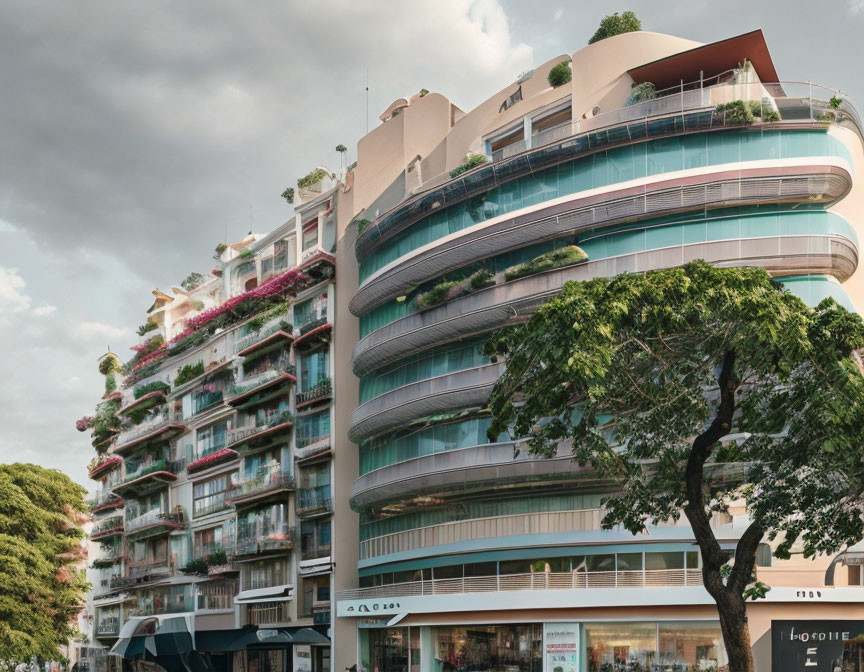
[
  {"left": 486, "top": 261, "right": 864, "bottom": 672},
  {"left": 588, "top": 11, "right": 642, "bottom": 44},
  {"left": 180, "top": 272, "right": 205, "bottom": 292},
  {"left": 0, "top": 464, "right": 89, "bottom": 661}
]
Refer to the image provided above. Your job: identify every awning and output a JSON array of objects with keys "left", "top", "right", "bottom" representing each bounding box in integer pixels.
[
  {"left": 195, "top": 629, "right": 260, "bottom": 653},
  {"left": 111, "top": 616, "right": 193, "bottom": 660},
  {"left": 234, "top": 584, "right": 293, "bottom": 604},
  {"left": 289, "top": 628, "right": 330, "bottom": 645}
]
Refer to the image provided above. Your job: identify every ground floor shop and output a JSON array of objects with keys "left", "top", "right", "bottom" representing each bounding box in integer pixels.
[{"left": 346, "top": 598, "right": 864, "bottom": 672}]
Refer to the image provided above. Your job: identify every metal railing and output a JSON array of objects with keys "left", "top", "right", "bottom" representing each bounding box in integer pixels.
[
  {"left": 230, "top": 466, "right": 295, "bottom": 501},
  {"left": 337, "top": 568, "right": 704, "bottom": 600},
  {"left": 124, "top": 559, "right": 173, "bottom": 581},
  {"left": 125, "top": 510, "right": 184, "bottom": 533},
  {"left": 297, "top": 314, "right": 327, "bottom": 336},
  {"left": 234, "top": 317, "right": 292, "bottom": 354},
  {"left": 312, "top": 609, "right": 331, "bottom": 625},
  {"left": 91, "top": 516, "right": 124, "bottom": 538},
  {"left": 296, "top": 379, "right": 332, "bottom": 405},
  {"left": 115, "top": 413, "right": 172, "bottom": 448},
  {"left": 88, "top": 492, "right": 123, "bottom": 512},
  {"left": 491, "top": 122, "right": 572, "bottom": 162},
  {"left": 120, "top": 459, "right": 173, "bottom": 484},
  {"left": 297, "top": 486, "right": 332, "bottom": 514},
  {"left": 96, "top": 618, "right": 120, "bottom": 636},
  {"left": 235, "top": 524, "right": 295, "bottom": 556},
  {"left": 226, "top": 412, "right": 293, "bottom": 447},
  {"left": 228, "top": 362, "right": 295, "bottom": 399},
  {"left": 246, "top": 601, "right": 289, "bottom": 626}
]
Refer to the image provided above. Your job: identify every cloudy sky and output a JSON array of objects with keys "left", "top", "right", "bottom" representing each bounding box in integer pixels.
[{"left": 1, "top": 0, "right": 862, "bottom": 488}]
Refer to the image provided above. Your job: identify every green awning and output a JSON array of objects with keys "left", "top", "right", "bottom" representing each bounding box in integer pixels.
[{"left": 195, "top": 630, "right": 260, "bottom": 652}]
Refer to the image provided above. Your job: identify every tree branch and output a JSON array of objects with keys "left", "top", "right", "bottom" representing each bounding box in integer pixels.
[
  {"left": 684, "top": 349, "right": 737, "bottom": 589},
  {"left": 728, "top": 520, "right": 765, "bottom": 595}
]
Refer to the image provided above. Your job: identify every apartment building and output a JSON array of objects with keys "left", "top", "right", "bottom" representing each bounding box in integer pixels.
[
  {"left": 81, "top": 173, "right": 347, "bottom": 672},
  {"left": 334, "top": 29, "right": 864, "bottom": 672},
  {"left": 81, "top": 25, "right": 864, "bottom": 672}
]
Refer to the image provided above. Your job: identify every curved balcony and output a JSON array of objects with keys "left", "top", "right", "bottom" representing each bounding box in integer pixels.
[
  {"left": 352, "top": 231, "right": 858, "bottom": 376},
  {"left": 117, "top": 391, "right": 167, "bottom": 418},
  {"left": 351, "top": 164, "right": 853, "bottom": 316},
  {"left": 114, "top": 416, "right": 186, "bottom": 456},
  {"left": 349, "top": 364, "right": 504, "bottom": 442},
  {"left": 88, "top": 492, "right": 125, "bottom": 515},
  {"left": 235, "top": 320, "right": 294, "bottom": 358},
  {"left": 293, "top": 322, "right": 332, "bottom": 351},
  {"left": 337, "top": 568, "right": 704, "bottom": 602},
  {"left": 112, "top": 461, "right": 179, "bottom": 497},
  {"left": 350, "top": 441, "right": 606, "bottom": 510},
  {"left": 296, "top": 249, "right": 336, "bottom": 281},
  {"left": 226, "top": 365, "right": 296, "bottom": 408},
  {"left": 228, "top": 469, "right": 295, "bottom": 508},
  {"left": 226, "top": 416, "right": 294, "bottom": 452},
  {"left": 125, "top": 510, "right": 185, "bottom": 540},
  {"left": 91, "top": 516, "right": 124, "bottom": 541},
  {"left": 297, "top": 485, "right": 333, "bottom": 518},
  {"left": 354, "top": 79, "right": 862, "bottom": 263},
  {"left": 234, "top": 525, "right": 296, "bottom": 558},
  {"left": 187, "top": 447, "right": 239, "bottom": 474},
  {"left": 88, "top": 455, "right": 123, "bottom": 480}
]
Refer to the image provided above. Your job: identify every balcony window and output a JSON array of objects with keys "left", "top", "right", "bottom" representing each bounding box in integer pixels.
[
  {"left": 134, "top": 584, "right": 193, "bottom": 617},
  {"left": 299, "top": 349, "right": 329, "bottom": 393},
  {"left": 302, "top": 226, "right": 318, "bottom": 252},
  {"left": 241, "top": 557, "right": 288, "bottom": 591},
  {"left": 242, "top": 448, "right": 282, "bottom": 482},
  {"left": 300, "top": 520, "right": 331, "bottom": 561},
  {"left": 193, "top": 471, "right": 238, "bottom": 518},
  {"left": 197, "top": 580, "right": 235, "bottom": 610},
  {"left": 182, "top": 382, "right": 226, "bottom": 419},
  {"left": 125, "top": 491, "right": 166, "bottom": 522},
  {"left": 260, "top": 255, "right": 274, "bottom": 283},
  {"left": 236, "top": 503, "right": 288, "bottom": 547},
  {"left": 194, "top": 524, "right": 233, "bottom": 558},
  {"left": 241, "top": 348, "right": 291, "bottom": 380},
  {"left": 300, "top": 575, "right": 330, "bottom": 618},
  {"left": 293, "top": 294, "right": 327, "bottom": 331},
  {"left": 296, "top": 410, "right": 330, "bottom": 449},
  {"left": 194, "top": 421, "right": 228, "bottom": 459},
  {"left": 273, "top": 237, "right": 296, "bottom": 273}
]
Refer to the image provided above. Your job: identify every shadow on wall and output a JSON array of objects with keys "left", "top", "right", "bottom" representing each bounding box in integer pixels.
[{"left": 752, "top": 628, "right": 771, "bottom": 672}]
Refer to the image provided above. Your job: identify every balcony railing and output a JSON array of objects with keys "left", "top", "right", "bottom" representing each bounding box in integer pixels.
[
  {"left": 235, "top": 318, "right": 293, "bottom": 356},
  {"left": 296, "top": 379, "right": 332, "bottom": 407},
  {"left": 235, "top": 524, "right": 295, "bottom": 556},
  {"left": 337, "top": 568, "right": 705, "bottom": 601},
  {"left": 301, "top": 543, "right": 331, "bottom": 563},
  {"left": 197, "top": 589, "right": 234, "bottom": 611},
  {"left": 129, "top": 600, "right": 193, "bottom": 618},
  {"left": 226, "top": 413, "right": 293, "bottom": 450},
  {"left": 246, "top": 601, "right": 289, "bottom": 626},
  {"left": 312, "top": 609, "right": 331, "bottom": 625},
  {"left": 123, "top": 559, "right": 173, "bottom": 583},
  {"left": 227, "top": 363, "right": 295, "bottom": 402},
  {"left": 96, "top": 618, "right": 120, "bottom": 637},
  {"left": 88, "top": 492, "right": 124, "bottom": 514},
  {"left": 125, "top": 510, "right": 184, "bottom": 534},
  {"left": 115, "top": 414, "right": 184, "bottom": 453},
  {"left": 297, "top": 486, "right": 332, "bottom": 515},
  {"left": 193, "top": 490, "right": 234, "bottom": 517},
  {"left": 297, "top": 315, "right": 327, "bottom": 336},
  {"left": 91, "top": 516, "right": 124, "bottom": 540},
  {"left": 229, "top": 467, "right": 295, "bottom": 506}
]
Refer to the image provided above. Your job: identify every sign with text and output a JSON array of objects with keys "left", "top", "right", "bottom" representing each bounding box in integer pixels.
[
  {"left": 772, "top": 620, "right": 864, "bottom": 672},
  {"left": 545, "top": 622, "right": 580, "bottom": 672}
]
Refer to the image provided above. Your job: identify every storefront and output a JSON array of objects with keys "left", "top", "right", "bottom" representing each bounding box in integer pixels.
[
  {"left": 772, "top": 620, "right": 864, "bottom": 672},
  {"left": 360, "top": 621, "right": 723, "bottom": 672}
]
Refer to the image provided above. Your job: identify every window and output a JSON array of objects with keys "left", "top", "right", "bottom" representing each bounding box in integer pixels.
[
  {"left": 193, "top": 524, "right": 232, "bottom": 558},
  {"left": 294, "top": 294, "right": 327, "bottom": 329},
  {"left": 236, "top": 503, "right": 287, "bottom": 543},
  {"left": 193, "top": 421, "right": 228, "bottom": 458},
  {"left": 274, "top": 238, "right": 296, "bottom": 273},
  {"left": 242, "top": 557, "right": 287, "bottom": 590},
  {"left": 197, "top": 580, "right": 235, "bottom": 610},
  {"left": 300, "top": 349, "right": 329, "bottom": 391},
  {"left": 296, "top": 410, "right": 330, "bottom": 448},
  {"left": 242, "top": 448, "right": 283, "bottom": 482},
  {"left": 302, "top": 226, "right": 318, "bottom": 251},
  {"left": 181, "top": 381, "right": 226, "bottom": 419},
  {"left": 192, "top": 472, "right": 237, "bottom": 518},
  {"left": 433, "top": 624, "right": 542, "bottom": 672},
  {"left": 300, "top": 520, "right": 331, "bottom": 560}
]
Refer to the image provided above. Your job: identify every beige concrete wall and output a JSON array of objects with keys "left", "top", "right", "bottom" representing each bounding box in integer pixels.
[
  {"left": 332, "top": 184, "right": 361, "bottom": 671},
  {"left": 828, "top": 125, "right": 864, "bottom": 310}
]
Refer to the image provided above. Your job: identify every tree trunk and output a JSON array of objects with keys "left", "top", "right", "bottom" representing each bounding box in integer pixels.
[{"left": 716, "top": 591, "right": 756, "bottom": 672}]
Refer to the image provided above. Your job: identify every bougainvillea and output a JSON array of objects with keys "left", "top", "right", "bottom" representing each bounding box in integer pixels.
[
  {"left": 75, "top": 416, "right": 94, "bottom": 432},
  {"left": 129, "top": 268, "right": 309, "bottom": 375}
]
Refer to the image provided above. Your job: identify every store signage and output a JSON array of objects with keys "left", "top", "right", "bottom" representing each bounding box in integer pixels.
[
  {"left": 292, "top": 644, "right": 311, "bottom": 672},
  {"left": 544, "top": 623, "right": 579, "bottom": 672},
  {"left": 344, "top": 601, "right": 401, "bottom": 613},
  {"left": 772, "top": 620, "right": 864, "bottom": 672}
]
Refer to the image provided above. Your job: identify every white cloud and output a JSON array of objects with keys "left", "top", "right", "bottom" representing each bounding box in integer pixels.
[
  {"left": 850, "top": 0, "right": 864, "bottom": 14},
  {"left": 70, "top": 320, "right": 130, "bottom": 341},
  {"left": 0, "top": 266, "right": 30, "bottom": 314},
  {"left": 553, "top": 8, "right": 563, "bottom": 21},
  {"left": 33, "top": 303, "right": 57, "bottom": 316}
]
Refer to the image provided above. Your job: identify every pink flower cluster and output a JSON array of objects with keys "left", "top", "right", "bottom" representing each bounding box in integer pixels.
[
  {"left": 187, "top": 448, "right": 238, "bottom": 472},
  {"left": 130, "top": 268, "right": 308, "bottom": 374},
  {"left": 76, "top": 416, "right": 94, "bottom": 432}
]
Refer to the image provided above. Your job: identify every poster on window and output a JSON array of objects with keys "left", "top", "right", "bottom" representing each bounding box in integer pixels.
[
  {"left": 772, "top": 620, "right": 864, "bottom": 672},
  {"left": 292, "top": 644, "right": 311, "bottom": 672},
  {"left": 545, "top": 623, "right": 579, "bottom": 672}
]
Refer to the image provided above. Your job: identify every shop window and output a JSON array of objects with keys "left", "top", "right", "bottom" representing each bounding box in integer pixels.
[
  {"left": 646, "top": 551, "right": 686, "bottom": 570},
  {"left": 369, "top": 629, "right": 409, "bottom": 672},
  {"left": 433, "top": 624, "right": 542, "bottom": 672},
  {"left": 433, "top": 565, "right": 463, "bottom": 580}
]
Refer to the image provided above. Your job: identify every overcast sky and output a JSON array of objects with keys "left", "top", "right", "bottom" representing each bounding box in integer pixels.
[{"left": 1, "top": 0, "right": 862, "bottom": 488}]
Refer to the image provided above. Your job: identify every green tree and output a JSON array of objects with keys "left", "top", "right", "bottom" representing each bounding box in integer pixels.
[
  {"left": 180, "top": 272, "right": 205, "bottom": 291},
  {"left": 0, "top": 464, "right": 89, "bottom": 660},
  {"left": 588, "top": 11, "right": 642, "bottom": 44},
  {"left": 486, "top": 261, "right": 864, "bottom": 672}
]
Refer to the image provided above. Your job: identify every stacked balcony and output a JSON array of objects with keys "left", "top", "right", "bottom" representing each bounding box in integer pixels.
[
  {"left": 297, "top": 485, "right": 332, "bottom": 518},
  {"left": 91, "top": 515, "right": 124, "bottom": 541},
  {"left": 228, "top": 466, "right": 295, "bottom": 508},
  {"left": 234, "top": 523, "right": 296, "bottom": 558},
  {"left": 295, "top": 379, "right": 332, "bottom": 410},
  {"left": 226, "top": 361, "right": 296, "bottom": 408},
  {"left": 235, "top": 317, "right": 294, "bottom": 358},
  {"left": 88, "top": 492, "right": 125, "bottom": 515},
  {"left": 114, "top": 412, "right": 185, "bottom": 456},
  {"left": 112, "top": 459, "right": 180, "bottom": 497},
  {"left": 124, "top": 509, "right": 185, "bottom": 541},
  {"left": 225, "top": 412, "right": 294, "bottom": 453}
]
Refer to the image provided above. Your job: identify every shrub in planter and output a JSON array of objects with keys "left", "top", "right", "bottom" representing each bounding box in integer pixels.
[
  {"left": 415, "top": 280, "right": 462, "bottom": 309},
  {"left": 715, "top": 100, "right": 754, "bottom": 125},
  {"left": 297, "top": 168, "right": 328, "bottom": 189},
  {"left": 547, "top": 61, "right": 572, "bottom": 88},
  {"left": 748, "top": 100, "right": 780, "bottom": 122},
  {"left": 830, "top": 96, "right": 843, "bottom": 110},
  {"left": 468, "top": 268, "right": 495, "bottom": 290},
  {"left": 281, "top": 188, "right": 294, "bottom": 204},
  {"left": 133, "top": 381, "right": 171, "bottom": 400},
  {"left": 180, "top": 559, "right": 209, "bottom": 576},
  {"left": 504, "top": 245, "right": 588, "bottom": 282},
  {"left": 206, "top": 549, "right": 228, "bottom": 566},
  {"left": 214, "top": 243, "right": 228, "bottom": 255},
  {"left": 175, "top": 361, "right": 205, "bottom": 387},
  {"left": 137, "top": 318, "right": 158, "bottom": 337},
  {"left": 627, "top": 81, "right": 656, "bottom": 105},
  {"left": 449, "top": 154, "right": 487, "bottom": 178},
  {"left": 355, "top": 219, "right": 371, "bottom": 235},
  {"left": 98, "top": 353, "right": 123, "bottom": 376}
]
